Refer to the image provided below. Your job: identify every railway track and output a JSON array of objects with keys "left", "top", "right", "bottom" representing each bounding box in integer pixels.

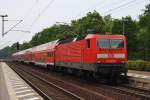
[
  {"left": 101, "top": 85, "right": 150, "bottom": 100},
  {"left": 120, "top": 85, "right": 150, "bottom": 95},
  {"left": 7, "top": 62, "right": 150, "bottom": 100},
  {"left": 8, "top": 63, "right": 83, "bottom": 100},
  {"left": 8, "top": 62, "right": 112, "bottom": 100}
]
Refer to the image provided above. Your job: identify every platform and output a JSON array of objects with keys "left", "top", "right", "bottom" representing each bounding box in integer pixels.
[
  {"left": 0, "top": 62, "right": 43, "bottom": 100},
  {"left": 127, "top": 70, "right": 150, "bottom": 89}
]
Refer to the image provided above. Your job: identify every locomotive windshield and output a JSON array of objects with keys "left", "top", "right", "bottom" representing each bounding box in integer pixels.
[{"left": 97, "top": 38, "right": 124, "bottom": 49}]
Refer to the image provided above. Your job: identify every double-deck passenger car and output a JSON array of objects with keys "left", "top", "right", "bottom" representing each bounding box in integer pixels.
[{"left": 12, "top": 34, "right": 127, "bottom": 82}]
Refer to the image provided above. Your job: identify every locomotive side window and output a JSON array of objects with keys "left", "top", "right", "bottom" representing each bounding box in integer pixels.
[{"left": 86, "top": 39, "right": 90, "bottom": 48}]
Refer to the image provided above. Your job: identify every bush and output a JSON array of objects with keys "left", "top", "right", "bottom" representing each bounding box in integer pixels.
[
  {"left": 127, "top": 60, "right": 150, "bottom": 72},
  {"left": 145, "top": 62, "right": 150, "bottom": 72},
  {"left": 128, "top": 60, "right": 137, "bottom": 70}
]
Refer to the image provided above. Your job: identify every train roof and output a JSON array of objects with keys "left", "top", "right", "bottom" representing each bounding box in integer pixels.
[
  {"left": 85, "top": 34, "right": 125, "bottom": 39},
  {"left": 34, "top": 39, "right": 59, "bottom": 52},
  {"left": 12, "top": 48, "right": 33, "bottom": 56},
  {"left": 13, "top": 40, "right": 59, "bottom": 56},
  {"left": 12, "top": 34, "right": 125, "bottom": 56}
]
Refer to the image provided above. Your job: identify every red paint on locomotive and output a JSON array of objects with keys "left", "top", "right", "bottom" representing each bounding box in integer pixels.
[{"left": 12, "top": 34, "right": 127, "bottom": 77}]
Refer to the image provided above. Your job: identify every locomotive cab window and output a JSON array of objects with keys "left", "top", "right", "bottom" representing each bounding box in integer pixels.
[
  {"left": 97, "top": 38, "right": 124, "bottom": 49},
  {"left": 86, "top": 39, "right": 90, "bottom": 48},
  {"left": 97, "top": 39, "right": 110, "bottom": 49},
  {"left": 110, "top": 39, "right": 124, "bottom": 49}
]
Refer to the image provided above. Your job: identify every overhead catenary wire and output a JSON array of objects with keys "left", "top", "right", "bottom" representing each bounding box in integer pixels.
[
  {"left": 105, "top": 0, "right": 149, "bottom": 15},
  {"left": 3, "top": 20, "right": 23, "bottom": 36},
  {"left": 97, "top": 0, "right": 128, "bottom": 11},
  {"left": 1, "top": 0, "right": 147, "bottom": 49},
  {"left": 22, "top": 0, "right": 39, "bottom": 21},
  {"left": 1, "top": 0, "right": 38, "bottom": 48},
  {"left": 10, "top": 30, "right": 30, "bottom": 33},
  {"left": 0, "top": 0, "right": 38, "bottom": 37},
  {"left": 71, "top": 0, "right": 141, "bottom": 22},
  {"left": 2, "top": 0, "right": 39, "bottom": 44},
  {"left": 11, "top": 0, "right": 54, "bottom": 45},
  {"left": 30, "top": 0, "right": 55, "bottom": 27},
  {"left": 10, "top": 0, "right": 39, "bottom": 39},
  {"left": 103, "top": 0, "right": 144, "bottom": 14},
  {"left": 74, "top": 0, "right": 106, "bottom": 18}
]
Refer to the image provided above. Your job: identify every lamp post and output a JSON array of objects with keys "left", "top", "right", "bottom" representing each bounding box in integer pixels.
[
  {"left": 122, "top": 18, "right": 125, "bottom": 35},
  {"left": 0, "top": 15, "right": 8, "bottom": 36},
  {"left": 111, "top": 18, "right": 126, "bottom": 35}
]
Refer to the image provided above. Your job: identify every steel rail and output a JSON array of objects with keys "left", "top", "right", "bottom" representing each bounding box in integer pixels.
[
  {"left": 10, "top": 65, "right": 53, "bottom": 100},
  {"left": 9, "top": 63, "right": 84, "bottom": 100}
]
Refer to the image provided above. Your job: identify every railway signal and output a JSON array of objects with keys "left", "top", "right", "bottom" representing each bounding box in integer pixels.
[{"left": 17, "top": 42, "right": 19, "bottom": 50}]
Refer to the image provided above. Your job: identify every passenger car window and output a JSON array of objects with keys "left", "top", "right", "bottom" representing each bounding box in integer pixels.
[{"left": 47, "top": 52, "right": 53, "bottom": 57}]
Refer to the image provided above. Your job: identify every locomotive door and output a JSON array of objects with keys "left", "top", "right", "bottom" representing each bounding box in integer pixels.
[
  {"left": 54, "top": 47, "right": 56, "bottom": 65},
  {"left": 81, "top": 47, "right": 84, "bottom": 64}
]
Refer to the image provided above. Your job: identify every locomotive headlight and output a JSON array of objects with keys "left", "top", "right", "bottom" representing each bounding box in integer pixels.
[
  {"left": 121, "top": 61, "right": 125, "bottom": 63},
  {"left": 97, "top": 61, "right": 101, "bottom": 63},
  {"left": 97, "top": 54, "right": 108, "bottom": 58},
  {"left": 114, "top": 54, "right": 125, "bottom": 58}
]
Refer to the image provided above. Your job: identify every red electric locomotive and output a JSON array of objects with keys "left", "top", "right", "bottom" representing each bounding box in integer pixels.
[{"left": 12, "top": 34, "right": 127, "bottom": 82}]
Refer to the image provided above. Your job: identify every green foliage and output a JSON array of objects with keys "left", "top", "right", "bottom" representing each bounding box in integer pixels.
[
  {"left": 145, "top": 63, "right": 150, "bottom": 71},
  {"left": 138, "top": 3, "right": 150, "bottom": 60},
  {"left": 20, "top": 42, "right": 32, "bottom": 50},
  {"left": 104, "top": 15, "right": 113, "bottom": 33},
  {"left": 0, "top": 46, "right": 12, "bottom": 59},
  {"left": 71, "top": 11, "right": 106, "bottom": 35},
  {"left": 30, "top": 24, "right": 74, "bottom": 46},
  {"left": 112, "top": 16, "right": 139, "bottom": 59},
  {"left": 112, "top": 19, "right": 123, "bottom": 34},
  {"left": 0, "top": 3, "right": 150, "bottom": 62},
  {"left": 128, "top": 60, "right": 150, "bottom": 72}
]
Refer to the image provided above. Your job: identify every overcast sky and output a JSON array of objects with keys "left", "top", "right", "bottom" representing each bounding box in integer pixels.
[{"left": 0, "top": 0, "right": 149, "bottom": 49}]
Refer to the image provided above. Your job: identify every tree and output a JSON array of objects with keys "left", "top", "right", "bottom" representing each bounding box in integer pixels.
[
  {"left": 139, "top": 3, "right": 150, "bottom": 60},
  {"left": 20, "top": 42, "right": 32, "bottom": 50},
  {"left": 71, "top": 11, "right": 106, "bottom": 36},
  {"left": 104, "top": 15, "right": 113, "bottom": 33},
  {"left": 0, "top": 46, "right": 11, "bottom": 59},
  {"left": 112, "top": 19, "right": 123, "bottom": 34},
  {"left": 112, "top": 16, "right": 138, "bottom": 59}
]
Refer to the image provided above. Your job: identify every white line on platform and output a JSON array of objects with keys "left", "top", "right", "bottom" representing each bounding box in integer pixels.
[
  {"left": 15, "top": 88, "right": 32, "bottom": 92},
  {"left": 14, "top": 86, "right": 30, "bottom": 90},
  {"left": 15, "top": 89, "right": 32, "bottom": 94},
  {"left": 26, "top": 97, "right": 40, "bottom": 100},
  {"left": 11, "top": 83, "right": 25, "bottom": 86},
  {"left": 17, "top": 93, "right": 36, "bottom": 98},
  {"left": 10, "top": 80, "right": 24, "bottom": 82},
  {"left": 12, "top": 85, "right": 26, "bottom": 88}
]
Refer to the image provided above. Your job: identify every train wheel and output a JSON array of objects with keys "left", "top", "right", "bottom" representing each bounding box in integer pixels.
[
  {"left": 72, "top": 69, "right": 78, "bottom": 76},
  {"left": 61, "top": 67, "right": 67, "bottom": 76},
  {"left": 122, "top": 72, "right": 129, "bottom": 84},
  {"left": 86, "top": 71, "right": 94, "bottom": 81},
  {"left": 107, "top": 74, "right": 117, "bottom": 85}
]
